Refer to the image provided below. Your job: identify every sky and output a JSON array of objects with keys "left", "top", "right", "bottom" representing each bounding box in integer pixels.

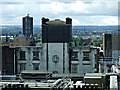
[{"left": 0, "top": 0, "right": 119, "bottom": 25}]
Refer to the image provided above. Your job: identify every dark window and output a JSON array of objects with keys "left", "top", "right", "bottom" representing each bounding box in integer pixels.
[
  {"left": 33, "top": 64, "right": 39, "bottom": 70},
  {"left": 83, "top": 52, "right": 90, "bottom": 61},
  {"left": 72, "top": 65, "right": 78, "bottom": 73},
  {"left": 72, "top": 52, "right": 78, "bottom": 58},
  {"left": 20, "top": 63, "right": 26, "bottom": 71},
  {"left": 20, "top": 51, "right": 26, "bottom": 59},
  {"left": 33, "top": 51, "right": 39, "bottom": 60}
]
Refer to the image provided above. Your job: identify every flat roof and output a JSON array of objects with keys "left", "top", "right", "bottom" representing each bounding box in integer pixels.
[{"left": 21, "top": 71, "right": 53, "bottom": 74}]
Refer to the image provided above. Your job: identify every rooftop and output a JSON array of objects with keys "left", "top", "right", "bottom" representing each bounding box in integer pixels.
[{"left": 46, "top": 19, "right": 66, "bottom": 25}]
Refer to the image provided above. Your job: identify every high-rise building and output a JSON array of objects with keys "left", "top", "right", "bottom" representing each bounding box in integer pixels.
[
  {"left": 103, "top": 33, "right": 112, "bottom": 57},
  {"left": 23, "top": 14, "right": 33, "bottom": 38}
]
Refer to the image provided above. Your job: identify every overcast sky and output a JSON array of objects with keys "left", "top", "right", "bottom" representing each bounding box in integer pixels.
[{"left": 0, "top": 0, "right": 119, "bottom": 25}]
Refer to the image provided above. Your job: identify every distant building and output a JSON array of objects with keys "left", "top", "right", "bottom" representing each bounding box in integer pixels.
[
  {"left": 13, "top": 37, "right": 34, "bottom": 46},
  {"left": 83, "top": 38, "right": 91, "bottom": 45},
  {"left": 103, "top": 33, "right": 112, "bottom": 57},
  {"left": 23, "top": 14, "right": 33, "bottom": 38}
]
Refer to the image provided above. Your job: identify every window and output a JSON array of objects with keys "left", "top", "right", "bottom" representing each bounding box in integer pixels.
[
  {"left": 72, "top": 52, "right": 78, "bottom": 61},
  {"left": 83, "top": 52, "right": 90, "bottom": 61},
  {"left": 20, "top": 51, "right": 26, "bottom": 59},
  {"left": 72, "top": 52, "right": 78, "bottom": 58},
  {"left": 71, "top": 65, "right": 78, "bottom": 73},
  {"left": 20, "top": 64, "right": 26, "bottom": 72},
  {"left": 33, "top": 51, "right": 39, "bottom": 60},
  {"left": 52, "top": 55, "right": 59, "bottom": 62},
  {"left": 33, "top": 64, "right": 39, "bottom": 70}
]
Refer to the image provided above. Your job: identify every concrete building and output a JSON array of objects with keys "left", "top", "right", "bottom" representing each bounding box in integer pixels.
[
  {"left": 15, "top": 46, "right": 42, "bottom": 74},
  {"left": 112, "top": 35, "right": 120, "bottom": 59},
  {"left": 71, "top": 46, "right": 99, "bottom": 74},
  {"left": 103, "top": 33, "right": 120, "bottom": 60},
  {"left": 14, "top": 18, "right": 101, "bottom": 75},
  {"left": 23, "top": 14, "right": 33, "bottom": 38},
  {"left": 15, "top": 46, "right": 99, "bottom": 74},
  {"left": 41, "top": 17, "right": 72, "bottom": 74}
]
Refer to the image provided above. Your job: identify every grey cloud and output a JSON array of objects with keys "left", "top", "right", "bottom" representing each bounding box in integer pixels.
[{"left": 0, "top": 1, "right": 118, "bottom": 25}]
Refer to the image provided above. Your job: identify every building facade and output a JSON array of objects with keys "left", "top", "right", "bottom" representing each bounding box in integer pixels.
[
  {"left": 103, "top": 33, "right": 120, "bottom": 60},
  {"left": 41, "top": 17, "right": 72, "bottom": 74},
  {"left": 23, "top": 14, "right": 33, "bottom": 38},
  {"left": 71, "top": 46, "right": 99, "bottom": 74},
  {"left": 15, "top": 46, "right": 42, "bottom": 74},
  {"left": 15, "top": 46, "right": 99, "bottom": 74}
]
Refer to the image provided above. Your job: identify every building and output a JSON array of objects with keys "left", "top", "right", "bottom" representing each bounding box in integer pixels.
[
  {"left": 14, "top": 18, "right": 101, "bottom": 75},
  {"left": 0, "top": 37, "right": 1, "bottom": 46},
  {"left": 71, "top": 46, "right": 99, "bottom": 74},
  {"left": 23, "top": 14, "right": 33, "bottom": 38},
  {"left": 103, "top": 33, "right": 120, "bottom": 60},
  {"left": 13, "top": 37, "right": 34, "bottom": 46},
  {"left": 42, "top": 17, "right": 72, "bottom": 74},
  {"left": 103, "top": 33, "right": 112, "bottom": 57},
  {"left": 112, "top": 35, "right": 120, "bottom": 59},
  {"left": 101, "top": 34, "right": 120, "bottom": 73},
  {"left": 1, "top": 46, "right": 15, "bottom": 75},
  {"left": 15, "top": 46, "right": 42, "bottom": 74}
]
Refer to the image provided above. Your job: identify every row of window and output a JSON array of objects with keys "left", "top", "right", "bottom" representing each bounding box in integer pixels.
[
  {"left": 20, "top": 51, "right": 39, "bottom": 60},
  {"left": 20, "top": 63, "right": 39, "bottom": 71},
  {"left": 72, "top": 52, "right": 90, "bottom": 61}
]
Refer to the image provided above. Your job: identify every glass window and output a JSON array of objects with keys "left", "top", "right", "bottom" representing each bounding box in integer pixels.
[
  {"left": 33, "top": 51, "right": 39, "bottom": 60},
  {"left": 20, "top": 51, "right": 26, "bottom": 59},
  {"left": 72, "top": 52, "right": 78, "bottom": 58},
  {"left": 71, "top": 65, "right": 78, "bottom": 73},
  {"left": 33, "top": 64, "right": 39, "bottom": 70},
  {"left": 83, "top": 52, "right": 90, "bottom": 61},
  {"left": 20, "top": 63, "right": 26, "bottom": 72}
]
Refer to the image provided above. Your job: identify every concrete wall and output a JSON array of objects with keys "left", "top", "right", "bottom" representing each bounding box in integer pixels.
[
  {"left": 71, "top": 47, "right": 98, "bottom": 74},
  {"left": 47, "top": 43, "right": 69, "bottom": 74},
  {"left": 16, "top": 44, "right": 70, "bottom": 74},
  {"left": 16, "top": 46, "right": 42, "bottom": 73},
  {"left": 112, "top": 35, "right": 120, "bottom": 50}
]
